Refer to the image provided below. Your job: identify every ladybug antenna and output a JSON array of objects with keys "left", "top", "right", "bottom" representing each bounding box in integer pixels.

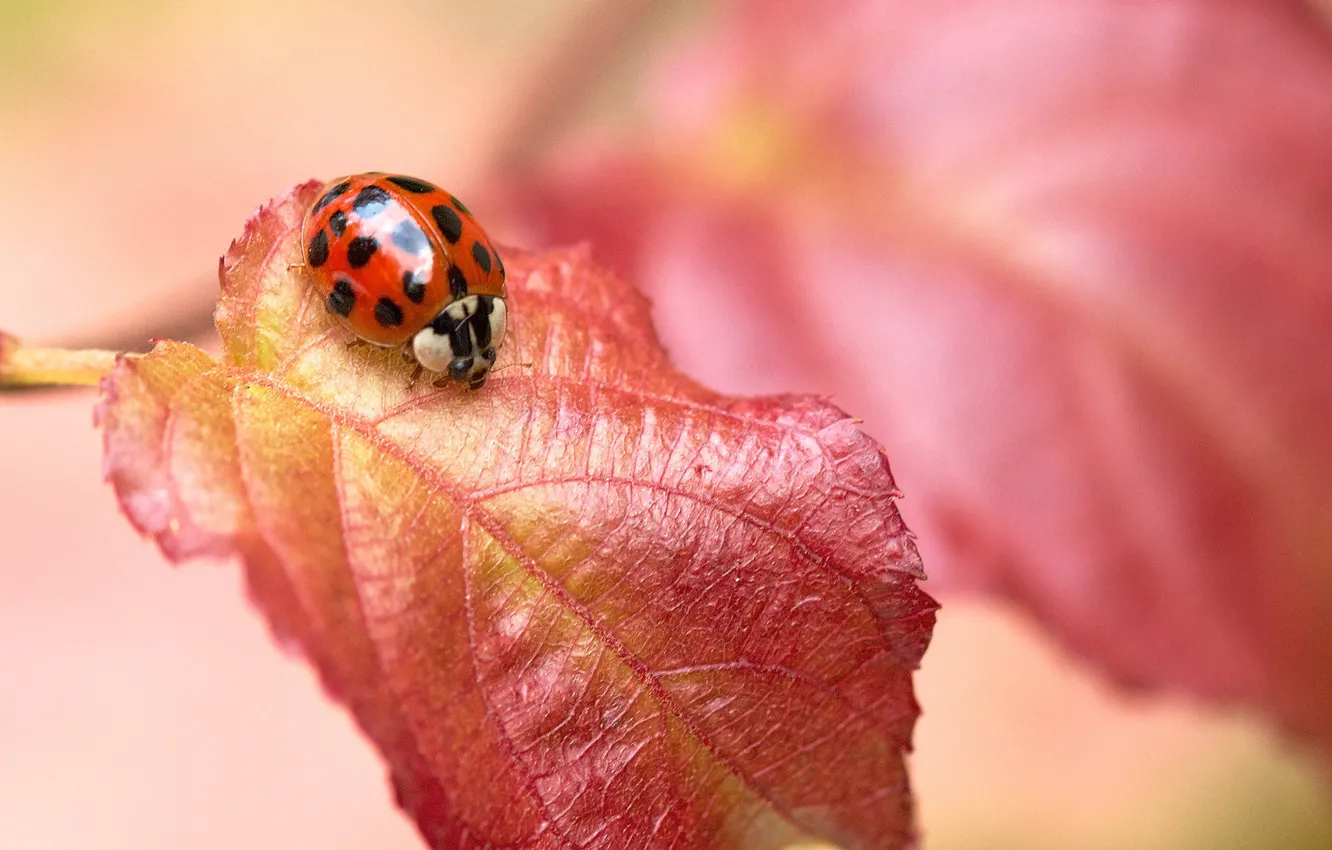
[
  {"left": 493, "top": 290, "right": 534, "bottom": 376},
  {"left": 491, "top": 359, "right": 535, "bottom": 376}
]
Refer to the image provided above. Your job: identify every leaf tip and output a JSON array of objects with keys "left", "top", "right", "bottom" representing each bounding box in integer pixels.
[{"left": 219, "top": 178, "right": 323, "bottom": 290}]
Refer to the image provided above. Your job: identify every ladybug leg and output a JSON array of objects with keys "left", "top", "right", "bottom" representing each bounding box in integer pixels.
[
  {"left": 345, "top": 338, "right": 369, "bottom": 350},
  {"left": 398, "top": 345, "right": 425, "bottom": 389}
]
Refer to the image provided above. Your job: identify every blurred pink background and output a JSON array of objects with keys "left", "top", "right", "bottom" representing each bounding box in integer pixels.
[{"left": 1, "top": 2, "right": 1329, "bottom": 848}]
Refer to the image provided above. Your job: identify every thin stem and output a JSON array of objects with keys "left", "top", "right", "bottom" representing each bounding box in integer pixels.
[{"left": 0, "top": 335, "right": 130, "bottom": 390}]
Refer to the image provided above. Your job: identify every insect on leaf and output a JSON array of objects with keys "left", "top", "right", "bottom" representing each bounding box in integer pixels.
[{"left": 96, "top": 181, "right": 936, "bottom": 850}]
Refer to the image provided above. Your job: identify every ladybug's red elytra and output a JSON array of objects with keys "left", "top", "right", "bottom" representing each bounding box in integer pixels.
[{"left": 300, "top": 173, "right": 508, "bottom": 389}]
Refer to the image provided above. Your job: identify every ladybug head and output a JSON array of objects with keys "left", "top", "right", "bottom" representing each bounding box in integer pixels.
[{"left": 412, "top": 295, "right": 507, "bottom": 387}]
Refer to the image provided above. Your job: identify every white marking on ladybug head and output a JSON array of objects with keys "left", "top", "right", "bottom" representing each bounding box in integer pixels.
[
  {"left": 443, "top": 297, "right": 475, "bottom": 323},
  {"left": 486, "top": 297, "right": 508, "bottom": 353},
  {"left": 411, "top": 323, "right": 455, "bottom": 373}
]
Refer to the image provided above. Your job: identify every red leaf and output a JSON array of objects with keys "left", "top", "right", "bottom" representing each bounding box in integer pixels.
[
  {"left": 500, "top": 0, "right": 1332, "bottom": 754},
  {"left": 96, "top": 181, "right": 936, "bottom": 849}
]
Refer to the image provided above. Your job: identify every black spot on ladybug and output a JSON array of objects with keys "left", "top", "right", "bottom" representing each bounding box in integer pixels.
[
  {"left": 374, "top": 297, "right": 404, "bottom": 327},
  {"left": 450, "top": 194, "right": 470, "bottom": 214},
  {"left": 494, "top": 249, "right": 505, "bottom": 278},
  {"left": 431, "top": 204, "right": 463, "bottom": 244},
  {"left": 402, "top": 270, "right": 426, "bottom": 304},
  {"left": 352, "top": 185, "right": 390, "bottom": 218},
  {"left": 391, "top": 219, "right": 429, "bottom": 255},
  {"left": 328, "top": 209, "right": 348, "bottom": 238},
  {"left": 307, "top": 229, "right": 330, "bottom": 267},
  {"left": 346, "top": 236, "right": 378, "bottom": 268},
  {"left": 327, "top": 278, "right": 355, "bottom": 316},
  {"left": 471, "top": 242, "right": 492, "bottom": 274},
  {"left": 387, "top": 175, "right": 436, "bottom": 194},
  {"left": 447, "top": 265, "right": 468, "bottom": 299},
  {"left": 473, "top": 296, "right": 494, "bottom": 348},
  {"left": 312, "top": 181, "right": 351, "bottom": 213}
]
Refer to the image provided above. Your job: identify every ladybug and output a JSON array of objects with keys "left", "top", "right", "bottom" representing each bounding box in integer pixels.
[{"left": 301, "top": 173, "right": 508, "bottom": 389}]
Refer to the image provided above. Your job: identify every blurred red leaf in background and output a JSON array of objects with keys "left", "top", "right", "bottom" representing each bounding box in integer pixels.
[
  {"left": 95, "top": 182, "right": 936, "bottom": 849},
  {"left": 501, "top": 0, "right": 1332, "bottom": 756}
]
